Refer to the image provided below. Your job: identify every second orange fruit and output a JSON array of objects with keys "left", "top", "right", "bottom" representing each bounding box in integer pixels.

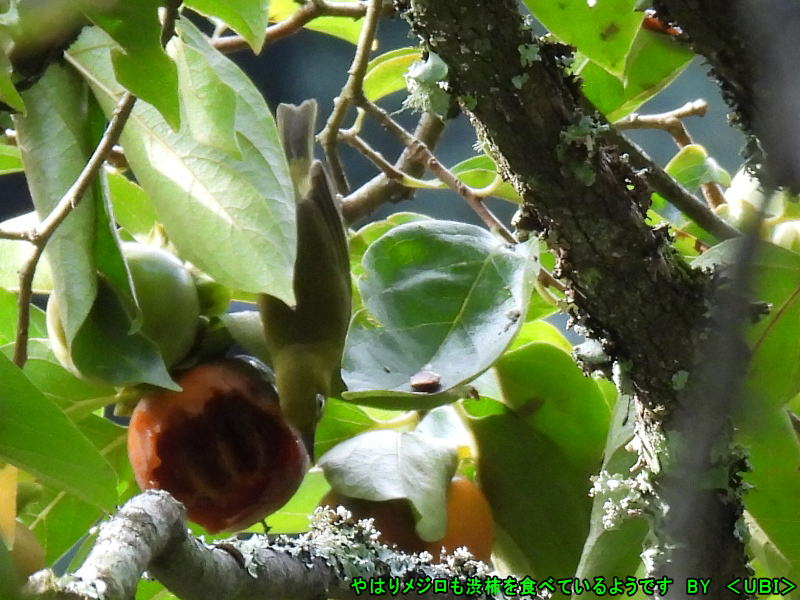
[{"left": 323, "top": 476, "right": 493, "bottom": 562}]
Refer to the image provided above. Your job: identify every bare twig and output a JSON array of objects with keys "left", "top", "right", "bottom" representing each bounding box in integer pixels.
[
  {"left": 615, "top": 100, "right": 727, "bottom": 210},
  {"left": 342, "top": 112, "right": 445, "bottom": 223},
  {"left": 359, "top": 97, "right": 516, "bottom": 243},
  {"left": 606, "top": 130, "right": 740, "bottom": 240},
  {"left": 614, "top": 99, "right": 707, "bottom": 147},
  {"left": 318, "top": 0, "right": 385, "bottom": 194},
  {"left": 211, "top": 1, "right": 393, "bottom": 54},
  {"left": 12, "top": 92, "right": 136, "bottom": 367}
]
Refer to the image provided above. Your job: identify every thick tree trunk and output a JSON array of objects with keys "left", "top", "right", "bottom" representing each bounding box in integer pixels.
[{"left": 398, "top": 1, "right": 752, "bottom": 596}]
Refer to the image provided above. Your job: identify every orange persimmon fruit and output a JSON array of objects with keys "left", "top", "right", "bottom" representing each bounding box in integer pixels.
[{"left": 127, "top": 358, "right": 309, "bottom": 533}]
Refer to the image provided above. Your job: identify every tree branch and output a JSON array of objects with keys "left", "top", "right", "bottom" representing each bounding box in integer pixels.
[
  {"left": 342, "top": 111, "right": 445, "bottom": 223},
  {"left": 24, "top": 491, "right": 503, "bottom": 600},
  {"left": 399, "top": 0, "right": 750, "bottom": 593},
  {"left": 210, "top": 1, "right": 395, "bottom": 54},
  {"left": 12, "top": 91, "right": 136, "bottom": 368},
  {"left": 318, "top": 0, "right": 385, "bottom": 194}
]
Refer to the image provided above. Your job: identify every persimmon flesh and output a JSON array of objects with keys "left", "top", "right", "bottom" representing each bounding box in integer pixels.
[
  {"left": 128, "top": 359, "right": 309, "bottom": 533},
  {"left": 322, "top": 476, "right": 493, "bottom": 562}
]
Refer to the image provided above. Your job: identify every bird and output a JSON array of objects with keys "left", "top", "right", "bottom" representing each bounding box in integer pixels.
[{"left": 258, "top": 100, "right": 352, "bottom": 462}]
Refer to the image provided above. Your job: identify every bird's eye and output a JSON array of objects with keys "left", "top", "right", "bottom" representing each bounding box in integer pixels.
[{"left": 315, "top": 394, "right": 326, "bottom": 418}]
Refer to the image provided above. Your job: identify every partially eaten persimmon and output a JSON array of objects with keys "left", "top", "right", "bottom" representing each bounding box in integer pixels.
[{"left": 127, "top": 358, "right": 309, "bottom": 533}]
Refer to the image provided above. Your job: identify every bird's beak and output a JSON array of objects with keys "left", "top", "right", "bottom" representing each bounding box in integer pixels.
[{"left": 302, "top": 430, "right": 316, "bottom": 463}]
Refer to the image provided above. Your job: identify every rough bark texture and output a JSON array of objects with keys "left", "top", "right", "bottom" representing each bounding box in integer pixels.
[
  {"left": 398, "top": 0, "right": 750, "bottom": 595},
  {"left": 654, "top": 0, "right": 800, "bottom": 192}
]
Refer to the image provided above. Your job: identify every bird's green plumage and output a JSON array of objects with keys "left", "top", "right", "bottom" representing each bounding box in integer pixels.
[{"left": 258, "top": 100, "right": 351, "bottom": 460}]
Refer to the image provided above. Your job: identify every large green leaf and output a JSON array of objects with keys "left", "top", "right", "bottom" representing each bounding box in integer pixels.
[
  {"left": 694, "top": 240, "right": 800, "bottom": 409},
  {"left": 578, "top": 28, "right": 693, "bottom": 122},
  {"left": 0, "top": 353, "right": 116, "bottom": 511},
  {"left": 494, "top": 341, "right": 610, "bottom": 472},
  {"left": 318, "top": 430, "right": 458, "bottom": 541},
  {"left": 14, "top": 63, "right": 97, "bottom": 343},
  {"left": 81, "top": 0, "right": 180, "bottom": 129},
  {"left": 463, "top": 397, "right": 598, "bottom": 583},
  {"left": 23, "top": 414, "right": 129, "bottom": 565},
  {"left": 738, "top": 408, "right": 800, "bottom": 586},
  {"left": 67, "top": 22, "right": 297, "bottom": 305},
  {"left": 342, "top": 221, "right": 537, "bottom": 409},
  {"left": 2, "top": 338, "right": 116, "bottom": 423},
  {"left": 523, "top": 0, "right": 642, "bottom": 76},
  {"left": 185, "top": 0, "right": 269, "bottom": 53}
]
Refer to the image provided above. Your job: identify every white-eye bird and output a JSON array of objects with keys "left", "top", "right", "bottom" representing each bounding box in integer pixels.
[{"left": 258, "top": 100, "right": 352, "bottom": 461}]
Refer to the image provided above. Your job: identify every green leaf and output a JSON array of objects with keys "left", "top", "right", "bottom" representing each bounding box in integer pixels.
[
  {"left": 0, "top": 289, "right": 46, "bottom": 345},
  {"left": 25, "top": 414, "right": 129, "bottom": 564},
  {"left": 0, "top": 219, "right": 54, "bottom": 294},
  {"left": 3, "top": 338, "right": 116, "bottom": 422},
  {"left": 81, "top": 0, "right": 180, "bottom": 129},
  {"left": 450, "top": 155, "right": 521, "bottom": 203},
  {"left": 577, "top": 26, "right": 693, "bottom": 122},
  {"left": 464, "top": 396, "right": 598, "bottom": 579},
  {"left": 69, "top": 280, "right": 178, "bottom": 390},
  {"left": 14, "top": 63, "right": 97, "bottom": 342},
  {"left": 738, "top": 408, "right": 800, "bottom": 585},
  {"left": 342, "top": 221, "right": 537, "bottom": 409},
  {"left": 694, "top": 240, "right": 800, "bottom": 409},
  {"left": 0, "top": 352, "right": 117, "bottom": 511},
  {"left": 493, "top": 342, "right": 610, "bottom": 467},
  {"left": 364, "top": 47, "right": 421, "bottom": 102},
  {"left": 0, "top": 144, "right": 22, "bottom": 174},
  {"left": 318, "top": 430, "right": 458, "bottom": 541},
  {"left": 265, "top": 469, "right": 329, "bottom": 534},
  {"left": 105, "top": 170, "right": 159, "bottom": 239},
  {"left": 508, "top": 320, "right": 572, "bottom": 354},
  {"left": 185, "top": 0, "right": 269, "bottom": 53},
  {"left": 67, "top": 23, "right": 297, "bottom": 305},
  {"left": 618, "top": 29, "right": 693, "bottom": 120},
  {"left": 664, "top": 144, "right": 730, "bottom": 191},
  {"left": 315, "top": 398, "right": 379, "bottom": 459},
  {"left": 523, "top": 0, "right": 642, "bottom": 76},
  {"left": 270, "top": 0, "right": 362, "bottom": 44}
]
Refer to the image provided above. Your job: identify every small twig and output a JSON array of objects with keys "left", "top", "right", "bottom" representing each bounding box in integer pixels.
[
  {"left": 211, "top": 1, "right": 393, "bottom": 54},
  {"left": 606, "top": 130, "right": 740, "bottom": 240},
  {"left": 318, "top": 0, "right": 385, "bottom": 194},
  {"left": 0, "top": 227, "right": 34, "bottom": 242},
  {"left": 13, "top": 92, "right": 136, "bottom": 367},
  {"left": 614, "top": 99, "right": 707, "bottom": 147},
  {"left": 340, "top": 131, "right": 406, "bottom": 182},
  {"left": 343, "top": 112, "right": 445, "bottom": 223},
  {"left": 359, "top": 97, "right": 516, "bottom": 243},
  {"left": 614, "top": 100, "right": 727, "bottom": 210},
  {"left": 4, "top": 130, "right": 127, "bottom": 170},
  {"left": 538, "top": 268, "right": 566, "bottom": 294}
]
